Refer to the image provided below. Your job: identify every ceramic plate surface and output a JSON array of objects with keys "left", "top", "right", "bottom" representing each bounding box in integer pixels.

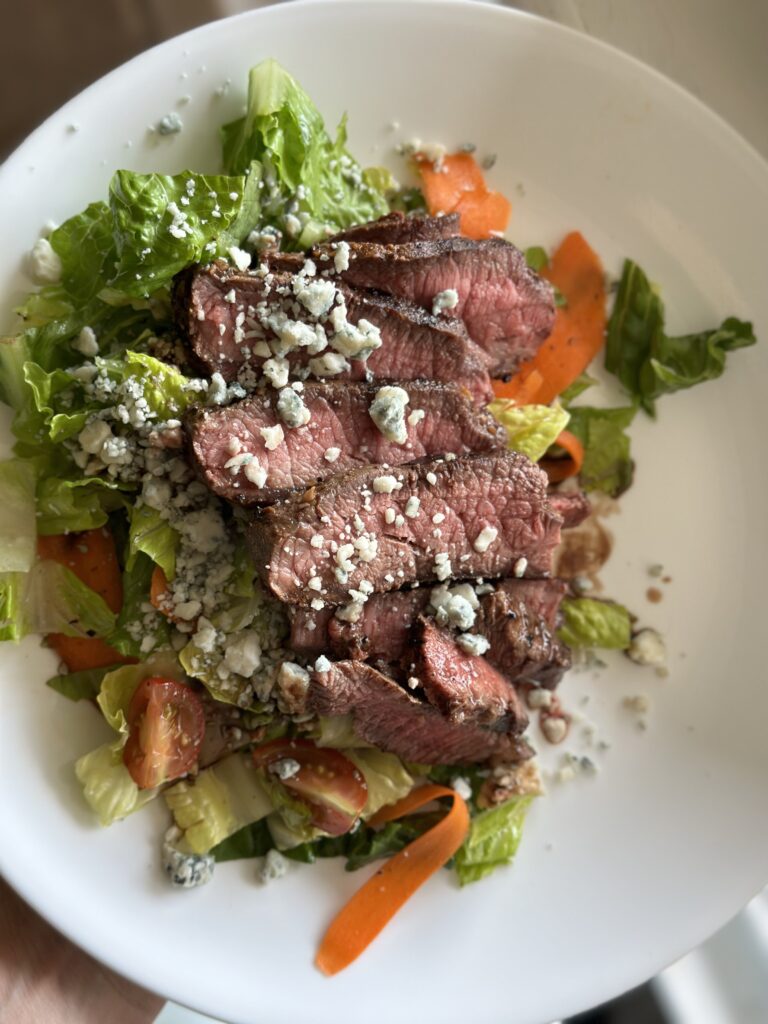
[{"left": 1, "top": 3, "right": 767, "bottom": 1022}]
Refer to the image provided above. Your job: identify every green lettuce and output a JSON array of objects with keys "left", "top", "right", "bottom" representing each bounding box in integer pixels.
[
  {"left": 0, "top": 560, "right": 115, "bottom": 643},
  {"left": 0, "top": 460, "right": 37, "bottom": 572},
  {"left": 348, "top": 749, "right": 414, "bottom": 819},
  {"left": 120, "top": 350, "right": 195, "bottom": 419},
  {"left": 36, "top": 475, "right": 127, "bottom": 536},
  {"left": 47, "top": 663, "right": 121, "bottom": 702},
  {"left": 106, "top": 169, "right": 259, "bottom": 299},
  {"left": 221, "top": 59, "right": 389, "bottom": 246},
  {"left": 0, "top": 336, "right": 30, "bottom": 411},
  {"left": 107, "top": 552, "right": 171, "bottom": 659},
  {"left": 49, "top": 202, "right": 116, "bottom": 305},
  {"left": 165, "top": 753, "right": 274, "bottom": 854},
  {"left": 559, "top": 371, "right": 597, "bottom": 406},
  {"left": 75, "top": 739, "right": 158, "bottom": 826},
  {"left": 564, "top": 404, "right": 636, "bottom": 498},
  {"left": 559, "top": 596, "right": 631, "bottom": 649},
  {"left": 454, "top": 796, "right": 533, "bottom": 885},
  {"left": 488, "top": 401, "right": 569, "bottom": 461},
  {"left": 126, "top": 504, "right": 178, "bottom": 578},
  {"left": 606, "top": 259, "right": 756, "bottom": 415}
]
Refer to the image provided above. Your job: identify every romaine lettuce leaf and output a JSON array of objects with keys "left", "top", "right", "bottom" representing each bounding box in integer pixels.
[
  {"left": 0, "top": 560, "right": 116, "bottom": 643},
  {"left": 559, "top": 596, "right": 631, "bottom": 649},
  {"left": 47, "top": 663, "right": 121, "bottom": 702},
  {"left": 49, "top": 201, "right": 116, "bottom": 305},
  {"left": 454, "top": 795, "right": 533, "bottom": 885},
  {"left": 606, "top": 258, "right": 756, "bottom": 415},
  {"left": 106, "top": 170, "right": 259, "bottom": 299},
  {"left": 564, "top": 404, "right": 636, "bottom": 498},
  {"left": 165, "top": 753, "right": 274, "bottom": 854},
  {"left": 488, "top": 401, "right": 569, "bottom": 461},
  {"left": 126, "top": 504, "right": 178, "bottom": 578},
  {"left": 0, "top": 460, "right": 37, "bottom": 572},
  {"left": 559, "top": 371, "right": 597, "bottom": 406},
  {"left": 0, "top": 336, "right": 30, "bottom": 411},
  {"left": 107, "top": 551, "right": 171, "bottom": 659},
  {"left": 121, "top": 350, "right": 195, "bottom": 420},
  {"left": 35, "top": 475, "right": 128, "bottom": 536},
  {"left": 75, "top": 739, "right": 158, "bottom": 826},
  {"left": 347, "top": 749, "right": 414, "bottom": 819},
  {"left": 221, "top": 59, "right": 389, "bottom": 246}
]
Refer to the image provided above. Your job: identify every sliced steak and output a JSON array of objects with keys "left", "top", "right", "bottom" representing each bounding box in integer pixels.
[
  {"left": 290, "top": 589, "right": 429, "bottom": 659},
  {"left": 327, "top": 211, "right": 460, "bottom": 245},
  {"left": 172, "top": 262, "right": 279, "bottom": 381},
  {"left": 187, "top": 381, "right": 504, "bottom": 506},
  {"left": 476, "top": 580, "right": 571, "bottom": 689},
  {"left": 416, "top": 618, "right": 528, "bottom": 730},
  {"left": 312, "top": 237, "right": 555, "bottom": 376},
  {"left": 308, "top": 660, "right": 531, "bottom": 765},
  {"left": 175, "top": 263, "right": 493, "bottom": 403},
  {"left": 346, "top": 289, "right": 494, "bottom": 405},
  {"left": 290, "top": 577, "right": 570, "bottom": 687},
  {"left": 248, "top": 451, "right": 564, "bottom": 606},
  {"left": 548, "top": 490, "right": 591, "bottom": 529}
]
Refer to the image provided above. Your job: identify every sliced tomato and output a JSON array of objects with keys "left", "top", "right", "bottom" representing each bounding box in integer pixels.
[
  {"left": 252, "top": 738, "right": 367, "bottom": 837},
  {"left": 123, "top": 677, "right": 205, "bottom": 789}
]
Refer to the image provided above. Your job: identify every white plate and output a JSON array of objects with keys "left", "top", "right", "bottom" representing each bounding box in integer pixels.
[{"left": 1, "top": 3, "right": 767, "bottom": 1022}]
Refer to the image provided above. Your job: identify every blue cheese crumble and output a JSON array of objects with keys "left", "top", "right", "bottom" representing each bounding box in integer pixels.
[{"left": 369, "top": 386, "right": 409, "bottom": 444}]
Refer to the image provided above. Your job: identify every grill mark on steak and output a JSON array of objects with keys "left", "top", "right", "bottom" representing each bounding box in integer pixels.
[
  {"left": 309, "top": 236, "right": 555, "bottom": 376},
  {"left": 308, "top": 660, "right": 532, "bottom": 765},
  {"left": 247, "top": 451, "right": 564, "bottom": 607},
  {"left": 416, "top": 618, "right": 529, "bottom": 731},
  {"left": 327, "top": 211, "right": 460, "bottom": 245},
  {"left": 186, "top": 381, "right": 505, "bottom": 506}
]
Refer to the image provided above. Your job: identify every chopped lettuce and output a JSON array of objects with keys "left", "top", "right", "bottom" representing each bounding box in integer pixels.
[
  {"left": 564, "top": 404, "right": 636, "bottom": 498},
  {"left": 127, "top": 504, "right": 178, "bottom": 578},
  {"left": 107, "top": 552, "right": 171, "bottom": 659},
  {"left": 348, "top": 749, "right": 414, "bottom": 819},
  {"left": 559, "top": 371, "right": 597, "bottom": 406},
  {"left": 49, "top": 201, "right": 116, "bottom": 305},
  {"left": 221, "top": 59, "right": 389, "bottom": 246},
  {"left": 454, "top": 796, "right": 533, "bottom": 885},
  {"left": 75, "top": 739, "right": 158, "bottom": 826},
  {"left": 35, "top": 475, "right": 127, "bottom": 536},
  {"left": 488, "top": 401, "right": 569, "bottom": 461},
  {"left": 559, "top": 596, "right": 631, "bottom": 649},
  {"left": 120, "top": 351, "right": 195, "bottom": 419},
  {"left": 165, "top": 753, "right": 274, "bottom": 854},
  {"left": 0, "top": 560, "right": 116, "bottom": 643},
  {"left": 524, "top": 246, "right": 549, "bottom": 272},
  {"left": 0, "top": 336, "right": 30, "bottom": 411},
  {"left": 47, "top": 663, "right": 121, "bottom": 702},
  {"left": 0, "top": 460, "right": 37, "bottom": 572},
  {"left": 606, "top": 259, "right": 756, "bottom": 415},
  {"left": 106, "top": 170, "right": 260, "bottom": 299}
]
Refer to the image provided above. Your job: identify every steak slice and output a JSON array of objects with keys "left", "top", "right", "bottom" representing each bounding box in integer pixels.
[
  {"left": 187, "top": 381, "right": 505, "bottom": 505},
  {"left": 308, "top": 660, "right": 532, "bottom": 765},
  {"left": 312, "top": 237, "right": 555, "bottom": 376},
  {"left": 174, "top": 263, "right": 493, "bottom": 403},
  {"left": 476, "top": 580, "right": 571, "bottom": 689},
  {"left": 327, "top": 211, "right": 460, "bottom": 245},
  {"left": 289, "top": 589, "right": 429, "bottom": 659},
  {"left": 548, "top": 490, "right": 591, "bottom": 529},
  {"left": 345, "top": 289, "right": 494, "bottom": 405},
  {"left": 416, "top": 618, "right": 528, "bottom": 730},
  {"left": 289, "top": 577, "right": 570, "bottom": 687},
  {"left": 248, "top": 451, "right": 564, "bottom": 606}
]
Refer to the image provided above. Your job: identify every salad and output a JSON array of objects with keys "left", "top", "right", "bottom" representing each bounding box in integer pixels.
[{"left": 0, "top": 59, "right": 755, "bottom": 974}]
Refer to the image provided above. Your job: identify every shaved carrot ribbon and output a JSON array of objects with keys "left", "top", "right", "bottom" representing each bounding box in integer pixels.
[
  {"left": 541, "top": 429, "right": 584, "bottom": 484},
  {"left": 37, "top": 528, "right": 134, "bottom": 671},
  {"left": 492, "top": 231, "right": 606, "bottom": 405},
  {"left": 417, "top": 153, "right": 512, "bottom": 240},
  {"left": 315, "top": 784, "right": 470, "bottom": 976}
]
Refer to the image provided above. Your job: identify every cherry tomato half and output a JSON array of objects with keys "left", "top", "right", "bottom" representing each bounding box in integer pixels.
[
  {"left": 123, "top": 676, "right": 205, "bottom": 790},
  {"left": 252, "top": 738, "right": 368, "bottom": 836}
]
